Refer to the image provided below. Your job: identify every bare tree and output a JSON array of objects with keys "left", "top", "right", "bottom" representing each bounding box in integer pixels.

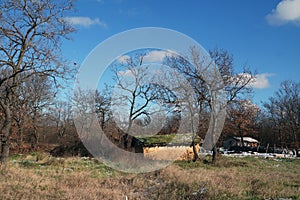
[
  {"left": 264, "top": 80, "right": 300, "bottom": 157},
  {"left": 28, "top": 75, "right": 55, "bottom": 149},
  {"left": 49, "top": 100, "right": 73, "bottom": 140},
  {"left": 105, "top": 52, "right": 185, "bottom": 152},
  {"left": 111, "top": 54, "right": 163, "bottom": 150},
  {"left": 166, "top": 47, "right": 255, "bottom": 163},
  {"left": 0, "top": 0, "right": 75, "bottom": 164},
  {"left": 95, "top": 86, "right": 112, "bottom": 130},
  {"left": 10, "top": 73, "right": 53, "bottom": 147}
]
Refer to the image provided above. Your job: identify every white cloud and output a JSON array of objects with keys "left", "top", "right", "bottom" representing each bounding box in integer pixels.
[
  {"left": 232, "top": 73, "right": 274, "bottom": 89},
  {"left": 64, "top": 17, "right": 107, "bottom": 28},
  {"left": 252, "top": 73, "right": 274, "bottom": 89},
  {"left": 143, "top": 50, "right": 175, "bottom": 63},
  {"left": 266, "top": 0, "right": 300, "bottom": 26},
  {"left": 117, "top": 55, "right": 131, "bottom": 64}
]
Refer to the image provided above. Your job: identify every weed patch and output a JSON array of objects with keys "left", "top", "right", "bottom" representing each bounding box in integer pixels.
[{"left": 0, "top": 153, "right": 299, "bottom": 199}]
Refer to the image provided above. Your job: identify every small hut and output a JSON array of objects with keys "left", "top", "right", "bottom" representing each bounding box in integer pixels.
[{"left": 223, "top": 136, "right": 259, "bottom": 149}]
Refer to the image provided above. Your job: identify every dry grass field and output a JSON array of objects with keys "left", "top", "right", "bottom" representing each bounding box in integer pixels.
[{"left": 0, "top": 153, "right": 299, "bottom": 200}]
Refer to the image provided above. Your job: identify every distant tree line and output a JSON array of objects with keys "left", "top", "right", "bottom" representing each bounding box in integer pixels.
[
  {"left": 260, "top": 80, "right": 300, "bottom": 157},
  {"left": 1, "top": 0, "right": 299, "bottom": 166}
]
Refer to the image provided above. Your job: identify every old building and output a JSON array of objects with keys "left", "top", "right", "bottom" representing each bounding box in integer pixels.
[{"left": 223, "top": 136, "right": 260, "bottom": 149}]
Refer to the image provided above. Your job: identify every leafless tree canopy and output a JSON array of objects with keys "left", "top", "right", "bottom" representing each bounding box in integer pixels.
[
  {"left": 0, "top": 0, "right": 75, "bottom": 163},
  {"left": 263, "top": 80, "right": 300, "bottom": 156}
]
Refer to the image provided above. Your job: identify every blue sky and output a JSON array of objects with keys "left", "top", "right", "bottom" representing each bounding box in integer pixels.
[{"left": 62, "top": 0, "right": 300, "bottom": 106}]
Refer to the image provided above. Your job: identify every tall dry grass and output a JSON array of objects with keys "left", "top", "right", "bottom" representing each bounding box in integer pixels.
[{"left": 0, "top": 153, "right": 299, "bottom": 199}]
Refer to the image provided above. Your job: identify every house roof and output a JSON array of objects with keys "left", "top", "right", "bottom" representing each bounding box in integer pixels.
[{"left": 233, "top": 137, "right": 259, "bottom": 143}]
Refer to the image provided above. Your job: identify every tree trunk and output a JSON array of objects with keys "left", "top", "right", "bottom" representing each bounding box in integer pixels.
[
  {"left": 31, "top": 128, "right": 39, "bottom": 150},
  {"left": 119, "top": 133, "right": 134, "bottom": 152},
  {"left": 238, "top": 126, "right": 244, "bottom": 147},
  {"left": 212, "top": 145, "right": 217, "bottom": 164},
  {"left": 17, "top": 120, "right": 24, "bottom": 146},
  {"left": 293, "top": 132, "right": 299, "bottom": 157},
  {"left": 124, "top": 120, "right": 133, "bottom": 150},
  {"left": 0, "top": 104, "right": 12, "bottom": 164},
  {"left": 192, "top": 140, "right": 198, "bottom": 162},
  {"left": 100, "top": 112, "right": 105, "bottom": 129},
  {"left": 0, "top": 138, "right": 10, "bottom": 164},
  {"left": 31, "top": 109, "right": 39, "bottom": 150}
]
